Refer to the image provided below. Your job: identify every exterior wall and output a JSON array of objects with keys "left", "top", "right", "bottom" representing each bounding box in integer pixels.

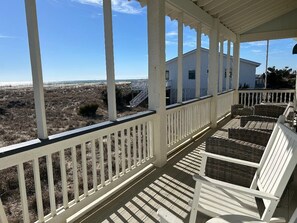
[{"left": 166, "top": 49, "right": 260, "bottom": 103}]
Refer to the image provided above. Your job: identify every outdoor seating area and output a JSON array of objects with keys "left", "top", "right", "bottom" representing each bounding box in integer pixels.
[{"left": 75, "top": 105, "right": 297, "bottom": 223}]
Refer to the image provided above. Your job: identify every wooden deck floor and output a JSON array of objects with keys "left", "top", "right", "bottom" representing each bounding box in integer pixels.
[{"left": 75, "top": 117, "right": 297, "bottom": 223}]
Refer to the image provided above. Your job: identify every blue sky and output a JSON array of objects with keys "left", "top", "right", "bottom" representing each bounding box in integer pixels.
[{"left": 0, "top": 0, "right": 296, "bottom": 82}]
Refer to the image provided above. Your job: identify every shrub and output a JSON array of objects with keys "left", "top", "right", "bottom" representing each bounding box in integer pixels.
[
  {"left": 78, "top": 104, "right": 99, "bottom": 117},
  {"left": 0, "top": 107, "right": 6, "bottom": 115},
  {"left": 101, "top": 86, "right": 132, "bottom": 110}
]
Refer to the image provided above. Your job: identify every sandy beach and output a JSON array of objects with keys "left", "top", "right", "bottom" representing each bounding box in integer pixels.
[{"left": 0, "top": 83, "right": 147, "bottom": 148}]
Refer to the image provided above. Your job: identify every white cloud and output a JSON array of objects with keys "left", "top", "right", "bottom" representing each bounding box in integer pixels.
[
  {"left": 0, "top": 35, "right": 15, "bottom": 39},
  {"left": 74, "top": 0, "right": 143, "bottom": 14},
  {"left": 165, "top": 40, "right": 177, "bottom": 46},
  {"left": 242, "top": 41, "right": 268, "bottom": 49},
  {"left": 251, "top": 49, "right": 263, "bottom": 53},
  {"left": 183, "top": 41, "right": 196, "bottom": 48},
  {"left": 166, "top": 31, "right": 177, "bottom": 37}
]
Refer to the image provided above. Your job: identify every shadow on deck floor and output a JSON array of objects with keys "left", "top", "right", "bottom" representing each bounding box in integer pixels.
[{"left": 75, "top": 116, "right": 297, "bottom": 223}]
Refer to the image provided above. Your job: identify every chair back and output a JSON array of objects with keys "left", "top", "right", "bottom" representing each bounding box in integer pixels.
[{"left": 252, "top": 120, "right": 297, "bottom": 220}]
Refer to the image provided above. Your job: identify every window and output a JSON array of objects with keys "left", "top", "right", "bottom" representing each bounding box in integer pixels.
[
  {"left": 165, "top": 70, "right": 169, "bottom": 80},
  {"left": 188, "top": 70, "right": 195, "bottom": 79},
  {"left": 225, "top": 68, "right": 233, "bottom": 78}
]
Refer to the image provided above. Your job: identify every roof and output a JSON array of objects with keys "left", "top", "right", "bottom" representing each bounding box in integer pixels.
[{"left": 166, "top": 48, "right": 261, "bottom": 67}]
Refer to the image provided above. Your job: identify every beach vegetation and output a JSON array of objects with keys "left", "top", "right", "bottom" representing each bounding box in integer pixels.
[{"left": 78, "top": 103, "right": 99, "bottom": 117}]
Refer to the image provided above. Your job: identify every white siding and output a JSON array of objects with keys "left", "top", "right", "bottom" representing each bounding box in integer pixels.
[{"left": 166, "top": 49, "right": 259, "bottom": 103}]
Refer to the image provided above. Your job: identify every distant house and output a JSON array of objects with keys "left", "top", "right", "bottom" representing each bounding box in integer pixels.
[
  {"left": 255, "top": 74, "right": 265, "bottom": 88},
  {"left": 166, "top": 48, "right": 260, "bottom": 103}
]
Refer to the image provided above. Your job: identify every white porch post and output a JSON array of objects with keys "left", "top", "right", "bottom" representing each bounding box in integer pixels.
[
  {"left": 177, "top": 13, "right": 183, "bottom": 103},
  {"left": 226, "top": 40, "right": 231, "bottom": 90},
  {"left": 195, "top": 24, "right": 201, "bottom": 98},
  {"left": 147, "top": 0, "right": 167, "bottom": 167},
  {"left": 233, "top": 34, "right": 241, "bottom": 104},
  {"left": 208, "top": 19, "right": 219, "bottom": 128},
  {"left": 219, "top": 38, "right": 224, "bottom": 92},
  {"left": 24, "top": 0, "right": 48, "bottom": 139},
  {"left": 103, "top": 0, "right": 117, "bottom": 121}
]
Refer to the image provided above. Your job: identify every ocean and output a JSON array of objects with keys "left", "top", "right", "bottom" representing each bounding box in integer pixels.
[{"left": 0, "top": 79, "right": 148, "bottom": 89}]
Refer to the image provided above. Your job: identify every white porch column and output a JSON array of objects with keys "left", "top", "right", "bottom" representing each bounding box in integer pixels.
[
  {"left": 103, "top": 0, "right": 117, "bottom": 121},
  {"left": 219, "top": 38, "right": 224, "bottom": 92},
  {"left": 226, "top": 40, "right": 231, "bottom": 90},
  {"left": 147, "top": 0, "right": 167, "bottom": 167},
  {"left": 177, "top": 13, "right": 183, "bottom": 103},
  {"left": 195, "top": 24, "right": 202, "bottom": 98},
  {"left": 233, "top": 34, "right": 241, "bottom": 104},
  {"left": 208, "top": 19, "right": 219, "bottom": 128},
  {"left": 25, "top": 0, "right": 48, "bottom": 139}
]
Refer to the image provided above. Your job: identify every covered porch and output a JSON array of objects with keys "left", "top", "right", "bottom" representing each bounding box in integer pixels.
[
  {"left": 0, "top": 0, "right": 297, "bottom": 222},
  {"left": 73, "top": 117, "right": 297, "bottom": 223}
]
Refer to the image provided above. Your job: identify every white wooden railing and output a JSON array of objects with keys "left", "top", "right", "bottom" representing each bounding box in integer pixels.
[
  {"left": 166, "top": 96, "right": 212, "bottom": 151},
  {"left": 0, "top": 111, "right": 155, "bottom": 223},
  {"left": 217, "top": 90, "right": 234, "bottom": 119},
  {"left": 239, "top": 89, "right": 295, "bottom": 107}
]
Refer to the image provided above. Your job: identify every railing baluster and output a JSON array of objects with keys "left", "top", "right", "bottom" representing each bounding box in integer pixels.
[
  {"left": 248, "top": 93, "right": 251, "bottom": 107},
  {"left": 107, "top": 134, "right": 112, "bottom": 182},
  {"left": 60, "top": 150, "right": 69, "bottom": 208},
  {"left": 17, "top": 163, "right": 30, "bottom": 223},
  {"left": 133, "top": 126, "right": 137, "bottom": 167},
  {"left": 127, "top": 128, "right": 131, "bottom": 170},
  {"left": 121, "top": 129, "right": 125, "bottom": 172},
  {"left": 179, "top": 110, "right": 182, "bottom": 140},
  {"left": 166, "top": 114, "right": 169, "bottom": 146},
  {"left": 240, "top": 92, "right": 243, "bottom": 105},
  {"left": 99, "top": 136, "right": 105, "bottom": 186},
  {"left": 71, "top": 146, "right": 79, "bottom": 202},
  {"left": 33, "top": 158, "right": 44, "bottom": 221},
  {"left": 173, "top": 112, "right": 177, "bottom": 143},
  {"left": 148, "top": 121, "right": 153, "bottom": 157},
  {"left": 143, "top": 123, "right": 147, "bottom": 160},
  {"left": 115, "top": 131, "right": 120, "bottom": 178},
  {"left": 138, "top": 124, "right": 142, "bottom": 164},
  {"left": 170, "top": 113, "right": 173, "bottom": 145},
  {"left": 284, "top": 92, "right": 287, "bottom": 102},
  {"left": 91, "top": 139, "right": 98, "bottom": 190},
  {"left": 0, "top": 199, "right": 8, "bottom": 223},
  {"left": 46, "top": 154, "right": 56, "bottom": 216},
  {"left": 280, "top": 92, "right": 283, "bottom": 103},
  {"left": 81, "top": 143, "right": 88, "bottom": 196}
]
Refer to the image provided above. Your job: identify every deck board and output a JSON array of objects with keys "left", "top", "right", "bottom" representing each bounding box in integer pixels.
[{"left": 75, "top": 116, "right": 296, "bottom": 223}]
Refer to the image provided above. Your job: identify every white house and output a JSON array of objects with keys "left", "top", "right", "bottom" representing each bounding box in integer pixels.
[{"left": 166, "top": 48, "right": 260, "bottom": 103}]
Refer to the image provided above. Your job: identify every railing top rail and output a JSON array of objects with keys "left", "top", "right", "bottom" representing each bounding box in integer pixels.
[
  {"left": 0, "top": 110, "right": 156, "bottom": 159},
  {"left": 239, "top": 88, "right": 295, "bottom": 92},
  {"left": 166, "top": 95, "right": 212, "bottom": 111},
  {"left": 218, "top": 89, "right": 234, "bottom": 96}
]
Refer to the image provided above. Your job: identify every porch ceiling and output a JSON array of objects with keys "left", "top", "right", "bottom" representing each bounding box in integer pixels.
[
  {"left": 141, "top": 0, "right": 297, "bottom": 42},
  {"left": 191, "top": 0, "right": 297, "bottom": 34},
  {"left": 191, "top": 0, "right": 297, "bottom": 41}
]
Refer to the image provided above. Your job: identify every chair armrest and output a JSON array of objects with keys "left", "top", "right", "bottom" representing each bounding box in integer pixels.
[
  {"left": 200, "top": 151, "right": 260, "bottom": 168},
  {"left": 157, "top": 208, "right": 183, "bottom": 223},
  {"left": 193, "top": 174, "right": 279, "bottom": 201}
]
